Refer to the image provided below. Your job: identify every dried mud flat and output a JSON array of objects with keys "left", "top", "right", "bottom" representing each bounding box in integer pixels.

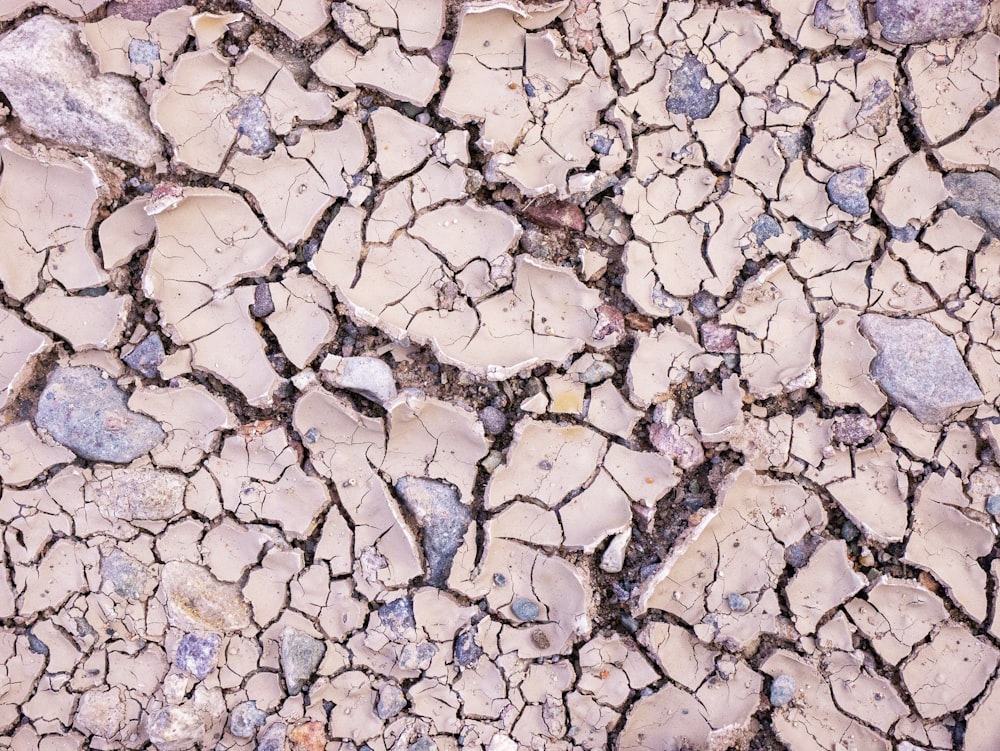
[{"left": 1, "top": 0, "right": 1000, "bottom": 749}]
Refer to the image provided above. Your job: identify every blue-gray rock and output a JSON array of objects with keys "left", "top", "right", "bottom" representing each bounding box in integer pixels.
[
  {"left": 727, "top": 593, "right": 751, "bottom": 613},
  {"left": 667, "top": 55, "right": 721, "bottom": 120},
  {"left": 100, "top": 548, "right": 155, "bottom": 600},
  {"left": 770, "top": 675, "right": 796, "bottom": 706},
  {"left": 280, "top": 628, "right": 326, "bottom": 695},
  {"left": 227, "top": 95, "right": 276, "bottom": 155},
  {"left": 876, "top": 0, "right": 987, "bottom": 43},
  {"left": 827, "top": 167, "right": 872, "bottom": 217},
  {"left": 987, "top": 494, "right": 1000, "bottom": 516},
  {"left": 174, "top": 633, "right": 222, "bottom": 680},
  {"left": 454, "top": 629, "right": 483, "bottom": 667},
  {"left": 123, "top": 334, "right": 165, "bottom": 378},
  {"left": 376, "top": 684, "right": 407, "bottom": 720},
  {"left": 511, "top": 597, "right": 540, "bottom": 622},
  {"left": 229, "top": 701, "right": 267, "bottom": 739},
  {"left": 378, "top": 597, "right": 416, "bottom": 639},
  {"left": 750, "top": 215, "right": 782, "bottom": 244},
  {"left": 860, "top": 314, "right": 983, "bottom": 424},
  {"left": 35, "top": 366, "right": 165, "bottom": 463},
  {"left": 944, "top": 172, "right": 1000, "bottom": 236},
  {"left": 479, "top": 406, "right": 508, "bottom": 435},
  {"left": 395, "top": 477, "right": 471, "bottom": 587},
  {"left": 0, "top": 15, "right": 164, "bottom": 167}
]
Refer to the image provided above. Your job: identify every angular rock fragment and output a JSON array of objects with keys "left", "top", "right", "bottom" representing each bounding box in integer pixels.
[
  {"left": 281, "top": 628, "right": 325, "bottom": 695},
  {"left": 0, "top": 15, "right": 163, "bottom": 166},
  {"left": 35, "top": 366, "right": 165, "bottom": 463},
  {"left": 174, "top": 633, "right": 222, "bottom": 680},
  {"left": 145, "top": 704, "right": 207, "bottom": 751},
  {"left": 159, "top": 561, "right": 251, "bottom": 633},
  {"left": 74, "top": 687, "right": 126, "bottom": 740},
  {"left": 826, "top": 167, "right": 873, "bottom": 217},
  {"left": 396, "top": 477, "right": 471, "bottom": 587},
  {"left": 667, "top": 55, "right": 721, "bottom": 120},
  {"left": 319, "top": 355, "right": 397, "bottom": 405},
  {"left": 860, "top": 314, "right": 983, "bottom": 423},
  {"left": 229, "top": 701, "right": 267, "bottom": 739},
  {"left": 945, "top": 171, "right": 1000, "bottom": 236},
  {"left": 876, "top": 0, "right": 987, "bottom": 43}
]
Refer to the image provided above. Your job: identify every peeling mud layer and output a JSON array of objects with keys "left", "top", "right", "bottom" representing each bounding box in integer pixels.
[{"left": 2, "top": 1, "right": 1000, "bottom": 750}]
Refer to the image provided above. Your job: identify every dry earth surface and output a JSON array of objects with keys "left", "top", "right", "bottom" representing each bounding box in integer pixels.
[{"left": 1, "top": 0, "right": 1000, "bottom": 749}]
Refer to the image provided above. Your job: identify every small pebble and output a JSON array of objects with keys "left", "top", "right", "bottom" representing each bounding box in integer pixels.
[
  {"left": 770, "top": 675, "right": 796, "bottom": 707},
  {"left": 987, "top": 494, "right": 1000, "bottom": 516},
  {"left": 511, "top": 597, "right": 540, "bottom": 622},
  {"left": 479, "top": 406, "right": 507, "bottom": 435},
  {"left": 727, "top": 593, "right": 751, "bottom": 613},
  {"left": 841, "top": 520, "right": 860, "bottom": 542},
  {"left": 691, "top": 290, "right": 719, "bottom": 318}
]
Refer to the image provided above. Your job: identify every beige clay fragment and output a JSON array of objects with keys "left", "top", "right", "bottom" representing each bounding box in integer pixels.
[
  {"left": 348, "top": 0, "right": 445, "bottom": 49},
  {"left": 558, "top": 469, "right": 631, "bottom": 552},
  {"left": 628, "top": 326, "right": 716, "bottom": 408},
  {"left": 0, "top": 306, "right": 52, "bottom": 411},
  {"left": 223, "top": 146, "right": 339, "bottom": 247},
  {"left": 966, "top": 676, "right": 1000, "bottom": 751},
  {"left": 720, "top": 261, "right": 816, "bottom": 397},
  {"left": 903, "top": 486, "right": 994, "bottom": 622},
  {"left": 0, "top": 421, "right": 74, "bottom": 487},
  {"left": 264, "top": 271, "right": 337, "bottom": 369},
  {"left": 486, "top": 418, "right": 605, "bottom": 509},
  {"left": 936, "top": 107, "right": 1000, "bottom": 173},
  {"left": 826, "top": 437, "right": 908, "bottom": 545},
  {"left": 577, "top": 633, "right": 658, "bottom": 708},
  {"left": 901, "top": 624, "right": 999, "bottom": 719},
  {"left": 826, "top": 651, "right": 909, "bottom": 733},
  {"left": 906, "top": 34, "right": 1000, "bottom": 145},
  {"left": 190, "top": 11, "right": 244, "bottom": 49},
  {"left": 313, "top": 37, "right": 441, "bottom": 107},
  {"left": 875, "top": 153, "right": 947, "bottom": 231},
  {"left": 785, "top": 540, "right": 865, "bottom": 635},
  {"left": 762, "top": 650, "right": 890, "bottom": 751},
  {"left": 638, "top": 467, "right": 826, "bottom": 649},
  {"left": 98, "top": 198, "right": 155, "bottom": 271},
  {"left": 152, "top": 47, "right": 333, "bottom": 174},
  {"left": 818, "top": 308, "right": 886, "bottom": 415},
  {"left": 293, "top": 388, "right": 422, "bottom": 599},
  {"left": 251, "top": 0, "right": 328, "bottom": 40},
  {"left": 82, "top": 8, "right": 193, "bottom": 79},
  {"left": 24, "top": 287, "right": 130, "bottom": 351},
  {"left": 584, "top": 380, "right": 641, "bottom": 439},
  {"left": 0, "top": 142, "right": 105, "bottom": 301},
  {"left": 371, "top": 107, "right": 439, "bottom": 181},
  {"left": 129, "top": 382, "right": 236, "bottom": 472}
]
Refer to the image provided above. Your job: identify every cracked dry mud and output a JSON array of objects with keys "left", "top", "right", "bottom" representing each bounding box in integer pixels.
[{"left": 2, "top": 1, "right": 1000, "bottom": 751}]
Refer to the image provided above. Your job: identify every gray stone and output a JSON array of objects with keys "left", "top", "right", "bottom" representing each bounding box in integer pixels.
[
  {"left": 395, "top": 476, "right": 471, "bottom": 587},
  {"left": 860, "top": 314, "right": 984, "bottom": 424},
  {"left": 376, "top": 683, "right": 407, "bottom": 720},
  {"left": 258, "top": 722, "right": 287, "bottom": 751},
  {"left": 832, "top": 413, "right": 877, "bottom": 445},
  {"left": 750, "top": 215, "right": 782, "bottom": 244},
  {"left": 770, "top": 675, "right": 796, "bottom": 707},
  {"left": 988, "top": 494, "right": 1000, "bottom": 516},
  {"left": 454, "top": 629, "right": 483, "bottom": 667},
  {"left": 227, "top": 95, "right": 276, "bottom": 155},
  {"left": 174, "top": 633, "right": 222, "bottom": 680},
  {"left": 727, "top": 593, "right": 751, "bottom": 613},
  {"left": 827, "top": 167, "right": 872, "bottom": 217},
  {"left": 145, "top": 705, "right": 205, "bottom": 751},
  {"left": 35, "top": 366, "right": 165, "bottom": 463},
  {"left": 0, "top": 15, "right": 164, "bottom": 167},
  {"left": 577, "top": 361, "right": 615, "bottom": 384},
  {"left": 479, "top": 406, "right": 508, "bottom": 435},
  {"left": 280, "top": 628, "right": 326, "bottom": 695},
  {"left": 691, "top": 291, "right": 719, "bottom": 318},
  {"left": 511, "top": 597, "right": 540, "bottom": 622},
  {"left": 666, "top": 55, "right": 720, "bottom": 120},
  {"left": 229, "top": 701, "right": 267, "bottom": 739},
  {"left": 378, "top": 597, "right": 416, "bottom": 639},
  {"left": 100, "top": 548, "right": 155, "bottom": 600},
  {"left": 321, "top": 355, "right": 398, "bottom": 405},
  {"left": 251, "top": 283, "right": 275, "bottom": 318},
  {"left": 124, "top": 334, "right": 165, "bottom": 378},
  {"left": 944, "top": 171, "right": 1000, "bottom": 236},
  {"left": 875, "top": 0, "right": 987, "bottom": 43}
]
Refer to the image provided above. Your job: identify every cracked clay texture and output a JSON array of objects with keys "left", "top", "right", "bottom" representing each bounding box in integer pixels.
[{"left": 2, "top": 0, "right": 1000, "bottom": 750}]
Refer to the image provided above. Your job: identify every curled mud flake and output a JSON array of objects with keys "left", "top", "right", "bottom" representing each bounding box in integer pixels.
[{"left": 314, "top": 36, "right": 441, "bottom": 107}]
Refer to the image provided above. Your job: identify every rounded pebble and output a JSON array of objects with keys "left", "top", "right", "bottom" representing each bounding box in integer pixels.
[
  {"left": 841, "top": 520, "right": 860, "bottom": 542},
  {"left": 987, "top": 494, "right": 1000, "bottom": 516},
  {"left": 479, "top": 406, "right": 507, "bottom": 435},
  {"left": 511, "top": 597, "right": 540, "bottom": 622},
  {"left": 727, "top": 593, "right": 751, "bottom": 612},
  {"left": 770, "top": 675, "right": 796, "bottom": 707}
]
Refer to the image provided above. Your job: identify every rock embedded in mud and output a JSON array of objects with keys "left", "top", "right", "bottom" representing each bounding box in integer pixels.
[
  {"left": 860, "top": 314, "right": 983, "bottom": 424},
  {"left": 0, "top": 15, "right": 164, "bottom": 166},
  {"left": 875, "top": 0, "right": 987, "bottom": 43},
  {"left": 35, "top": 366, "right": 165, "bottom": 463}
]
